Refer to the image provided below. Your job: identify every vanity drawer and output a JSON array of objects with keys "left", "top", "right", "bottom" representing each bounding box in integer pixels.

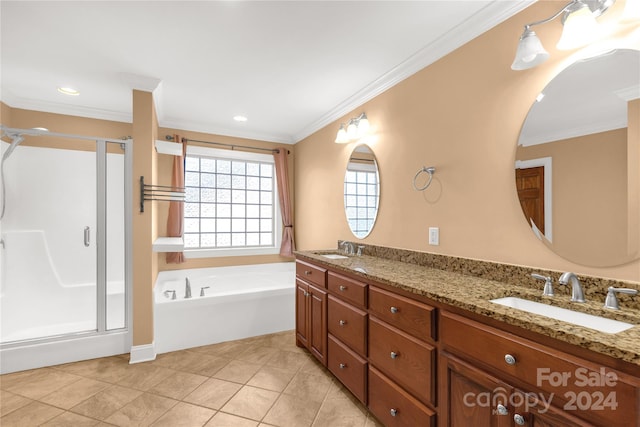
[
  {"left": 328, "top": 295, "right": 367, "bottom": 355},
  {"left": 369, "top": 316, "right": 435, "bottom": 406},
  {"left": 368, "top": 366, "right": 435, "bottom": 427},
  {"left": 328, "top": 271, "right": 367, "bottom": 308},
  {"left": 441, "top": 311, "right": 639, "bottom": 427},
  {"left": 328, "top": 334, "right": 367, "bottom": 404},
  {"left": 369, "top": 286, "right": 435, "bottom": 342},
  {"left": 296, "top": 260, "right": 327, "bottom": 288}
]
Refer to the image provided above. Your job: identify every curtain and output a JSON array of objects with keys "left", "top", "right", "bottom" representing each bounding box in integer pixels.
[
  {"left": 166, "top": 135, "right": 186, "bottom": 264},
  {"left": 273, "top": 147, "right": 295, "bottom": 257}
]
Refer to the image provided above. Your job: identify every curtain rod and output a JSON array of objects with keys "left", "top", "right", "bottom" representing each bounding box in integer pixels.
[{"left": 166, "top": 135, "right": 289, "bottom": 154}]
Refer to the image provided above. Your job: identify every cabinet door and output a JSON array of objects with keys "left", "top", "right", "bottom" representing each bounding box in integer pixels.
[
  {"left": 511, "top": 390, "right": 596, "bottom": 427},
  {"left": 440, "top": 352, "right": 514, "bottom": 427},
  {"left": 295, "top": 279, "right": 309, "bottom": 348},
  {"left": 309, "top": 283, "right": 327, "bottom": 366}
]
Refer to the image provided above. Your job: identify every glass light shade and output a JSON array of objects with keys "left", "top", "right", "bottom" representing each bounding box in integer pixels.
[
  {"left": 335, "top": 124, "right": 349, "bottom": 144},
  {"left": 622, "top": 0, "right": 640, "bottom": 21},
  {"left": 346, "top": 119, "right": 358, "bottom": 140},
  {"left": 357, "top": 115, "right": 370, "bottom": 135},
  {"left": 511, "top": 29, "right": 550, "bottom": 70},
  {"left": 556, "top": 4, "right": 599, "bottom": 50}
]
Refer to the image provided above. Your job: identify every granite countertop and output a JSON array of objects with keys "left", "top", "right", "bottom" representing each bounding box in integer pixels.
[{"left": 295, "top": 250, "right": 640, "bottom": 368}]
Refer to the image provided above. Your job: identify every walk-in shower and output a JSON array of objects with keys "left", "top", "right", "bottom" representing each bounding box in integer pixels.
[{"left": 0, "top": 126, "right": 132, "bottom": 373}]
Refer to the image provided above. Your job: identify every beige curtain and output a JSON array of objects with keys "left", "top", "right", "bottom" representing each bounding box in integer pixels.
[
  {"left": 274, "top": 147, "right": 295, "bottom": 257},
  {"left": 166, "top": 135, "right": 186, "bottom": 264}
]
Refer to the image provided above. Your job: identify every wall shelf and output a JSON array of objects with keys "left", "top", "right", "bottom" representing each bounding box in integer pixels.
[{"left": 153, "top": 237, "right": 184, "bottom": 252}]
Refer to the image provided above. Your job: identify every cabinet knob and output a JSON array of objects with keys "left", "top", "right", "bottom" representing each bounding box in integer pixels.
[
  {"left": 339, "top": 363, "right": 347, "bottom": 369},
  {"left": 390, "top": 351, "right": 399, "bottom": 359},
  {"left": 303, "top": 291, "right": 309, "bottom": 297},
  {"left": 389, "top": 408, "right": 398, "bottom": 417},
  {"left": 390, "top": 306, "right": 399, "bottom": 314},
  {"left": 504, "top": 354, "right": 516, "bottom": 365},
  {"left": 339, "top": 285, "right": 347, "bottom": 291},
  {"left": 513, "top": 414, "right": 526, "bottom": 425},
  {"left": 339, "top": 320, "right": 347, "bottom": 326},
  {"left": 304, "top": 270, "right": 312, "bottom": 275},
  {"left": 496, "top": 404, "right": 508, "bottom": 416}
]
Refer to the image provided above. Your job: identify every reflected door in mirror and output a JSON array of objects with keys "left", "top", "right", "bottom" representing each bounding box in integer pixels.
[{"left": 515, "top": 166, "right": 545, "bottom": 234}]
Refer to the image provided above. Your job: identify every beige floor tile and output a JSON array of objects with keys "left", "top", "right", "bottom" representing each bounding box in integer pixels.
[
  {"left": 311, "top": 392, "right": 368, "bottom": 427},
  {"left": 71, "top": 384, "right": 143, "bottom": 420},
  {"left": 40, "top": 377, "right": 111, "bottom": 409},
  {"left": 265, "top": 350, "right": 309, "bottom": 372},
  {"left": 41, "top": 411, "right": 101, "bottom": 426},
  {"left": 282, "top": 371, "right": 332, "bottom": 403},
  {"left": 220, "top": 386, "right": 279, "bottom": 421},
  {"left": 193, "top": 341, "right": 257, "bottom": 359},
  {"left": 56, "top": 356, "right": 133, "bottom": 383},
  {"left": 104, "top": 393, "right": 177, "bottom": 427},
  {"left": 0, "top": 390, "right": 32, "bottom": 416},
  {"left": 235, "top": 346, "right": 279, "bottom": 365},
  {"left": 0, "top": 368, "right": 82, "bottom": 400},
  {"left": 262, "top": 393, "right": 322, "bottom": 427},
  {"left": 117, "top": 364, "right": 176, "bottom": 391},
  {"left": 0, "top": 401, "right": 64, "bottom": 426},
  {"left": 214, "top": 360, "right": 263, "bottom": 384},
  {"left": 184, "top": 378, "right": 242, "bottom": 410},
  {"left": 205, "top": 412, "right": 258, "bottom": 427},
  {"left": 148, "top": 371, "right": 208, "bottom": 400},
  {"left": 364, "top": 414, "right": 384, "bottom": 427},
  {"left": 246, "top": 365, "right": 296, "bottom": 392},
  {"left": 185, "top": 354, "right": 232, "bottom": 377},
  {"left": 151, "top": 401, "right": 215, "bottom": 426},
  {"left": 298, "top": 357, "right": 329, "bottom": 377}
]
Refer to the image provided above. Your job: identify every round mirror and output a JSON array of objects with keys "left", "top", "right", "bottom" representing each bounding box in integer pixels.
[
  {"left": 515, "top": 49, "right": 640, "bottom": 267},
  {"left": 344, "top": 144, "right": 380, "bottom": 239}
]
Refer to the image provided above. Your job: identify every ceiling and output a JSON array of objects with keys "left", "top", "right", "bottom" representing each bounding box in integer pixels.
[{"left": 1, "top": 1, "right": 532, "bottom": 144}]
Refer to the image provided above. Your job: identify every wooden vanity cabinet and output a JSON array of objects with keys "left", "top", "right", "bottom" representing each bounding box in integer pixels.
[
  {"left": 440, "top": 311, "right": 639, "bottom": 427},
  {"left": 295, "top": 260, "right": 328, "bottom": 366}
]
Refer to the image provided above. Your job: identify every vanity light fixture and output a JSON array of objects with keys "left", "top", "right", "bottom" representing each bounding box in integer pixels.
[
  {"left": 511, "top": 0, "right": 615, "bottom": 70},
  {"left": 335, "top": 112, "right": 370, "bottom": 144}
]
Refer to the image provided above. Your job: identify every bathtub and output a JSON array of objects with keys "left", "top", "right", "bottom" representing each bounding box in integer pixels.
[{"left": 153, "top": 262, "right": 295, "bottom": 354}]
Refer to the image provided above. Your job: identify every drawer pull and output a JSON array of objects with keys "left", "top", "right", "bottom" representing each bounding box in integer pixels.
[
  {"left": 303, "top": 291, "right": 309, "bottom": 297},
  {"left": 496, "top": 404, "right": 508, "bottom": 416},
  {"left": 390, "top": 408, "right": 398, "bottom": 417},
  {"left": 339, "top": 320, "right": 347, "bottom": 326},
  {"left": 304, "top": 270, "right": 312, "bottom": 275},
  {"left": 514, "top": 414, "right": 526, "bottom": 425},
  {"left": 390, "top": 351, "right": 399, "bottom": 359},
  {"left": 339, "top": 363, "right": 347, "bottom": 369},
  {"left": 504, "top": 354, "right": 516, "bottom": 365},
  {"left": 390, "top": 306, "right": 399, "bottom": 314},
  {"left": 339, "top": 285, "right": 347, "bottom": 291}
]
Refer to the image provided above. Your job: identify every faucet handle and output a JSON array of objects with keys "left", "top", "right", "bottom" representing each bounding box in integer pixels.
[
  {"left": 604, "top": 287, "right": 638, "bottom": 310},
  {"left": 531, "top": 273, "right": 554, "bottom": 297},
  {"left": 200, "top": 286, "right": 210, "bottom": 297}
]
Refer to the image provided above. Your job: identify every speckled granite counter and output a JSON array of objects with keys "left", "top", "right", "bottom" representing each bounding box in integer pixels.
[{"left": 295, "top": 246, "right": 640, "bottom": 368}]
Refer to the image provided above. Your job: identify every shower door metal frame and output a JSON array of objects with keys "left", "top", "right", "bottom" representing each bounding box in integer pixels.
[{"left": 0, "top": 127, "right": 133, "bottom": 373}]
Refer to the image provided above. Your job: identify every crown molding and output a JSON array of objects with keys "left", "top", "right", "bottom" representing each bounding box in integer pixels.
[
  {"left": 158, "top": 118, "right": 295, "bottom": 145},
  {"left": 292, "top": 0, "right": 536, "bottom": 142},
  {"left": 615, "top": 84, "right": 640, "bottom": 101},
  {"left": 519, "top": 118, "right": 627, "bottom": 146}
]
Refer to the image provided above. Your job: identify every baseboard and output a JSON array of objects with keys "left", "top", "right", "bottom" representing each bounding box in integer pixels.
[{"left": 129, "top": 342, "right": 156, "bottom": 364}]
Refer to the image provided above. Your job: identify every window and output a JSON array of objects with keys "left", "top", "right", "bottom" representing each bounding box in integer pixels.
[{"left": 183, "top": 146, "right": 280, "bottom": 257}]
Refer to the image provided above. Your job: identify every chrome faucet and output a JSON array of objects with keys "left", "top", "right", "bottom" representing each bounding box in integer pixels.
[
  {"left": 558, "top": 272, "right": 585, "bottom": 303},
  {"left": 532, "top": 273, "right": 554, "bottom": 297},
  {"left": 185, "top": 277, "right": 192, "bottom": 299},
  {"left": 604, "top": 287, "right": 638, "bottom": 310}
]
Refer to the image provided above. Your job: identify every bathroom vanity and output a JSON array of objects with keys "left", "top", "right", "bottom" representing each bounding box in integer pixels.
[{"left": 294, "top": 245, "right": 640, "bottom": 427}]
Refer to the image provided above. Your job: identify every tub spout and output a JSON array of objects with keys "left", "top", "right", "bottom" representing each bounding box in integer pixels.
[{"left": 185, "top": 278, "right": 192, "bottom": 299}]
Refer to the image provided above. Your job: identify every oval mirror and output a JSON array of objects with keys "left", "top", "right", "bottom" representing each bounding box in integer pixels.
[
  {"left": 344, "top": 144, "right": 380, "bottom": 239},
  {"left": 515, "top": 48, "right": 640, "bottom": 267}
]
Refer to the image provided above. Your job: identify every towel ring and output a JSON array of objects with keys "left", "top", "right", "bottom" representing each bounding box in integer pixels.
[{"left": 412, "top": 166, "right": 436, "bottom": 191}]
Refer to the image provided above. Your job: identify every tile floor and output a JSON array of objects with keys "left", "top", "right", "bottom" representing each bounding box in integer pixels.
[{"left": 0, "top": 330, "right": 384, "bottom": 427}]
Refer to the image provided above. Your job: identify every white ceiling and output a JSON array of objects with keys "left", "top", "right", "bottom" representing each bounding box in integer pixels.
[{"left": 1, "top": 1, "right": 532, "bottom": 144}]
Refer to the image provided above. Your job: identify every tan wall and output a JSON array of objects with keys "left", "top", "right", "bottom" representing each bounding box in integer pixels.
[
  {"left": 294, "top": 1, "right": 640, "bottom": 281},
  {"left": 517, "top": 129, "right": 628, "bottom": 266},
  {"left": 629, "top": 99, "right": 640, "bottom": 259},
  {"left": 155, "top": 127, "right": 295, "bottom": 272}
]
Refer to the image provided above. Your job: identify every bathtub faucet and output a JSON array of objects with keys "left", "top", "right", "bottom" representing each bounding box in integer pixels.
[{"left": 185, "top": 277, "right": 192, "bottom": 299}]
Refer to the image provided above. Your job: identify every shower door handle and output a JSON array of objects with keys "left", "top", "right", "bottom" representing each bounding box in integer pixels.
[{"left": 84, "top": 226, "right": 90, "bottom": 247}]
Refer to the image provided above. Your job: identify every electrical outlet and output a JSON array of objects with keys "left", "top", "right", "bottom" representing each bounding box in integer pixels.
[{"left": 429, "top": 227, "right": 439, "bottom": 245}]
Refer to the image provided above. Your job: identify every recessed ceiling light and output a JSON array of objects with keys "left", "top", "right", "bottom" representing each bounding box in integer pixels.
[
  {"left": 233, "top": 115, "right": 248, "bottom": 122},
  {"left": 57, "top": 87, "right": 80, "bottom": 96}
]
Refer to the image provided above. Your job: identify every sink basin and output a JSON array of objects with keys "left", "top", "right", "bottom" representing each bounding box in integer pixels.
[
  {"left": 321, "top": 253, "right": 349, "bottom": 260},
  {"left": 490, "top": 297, "right": 634, "bottom": 334}
]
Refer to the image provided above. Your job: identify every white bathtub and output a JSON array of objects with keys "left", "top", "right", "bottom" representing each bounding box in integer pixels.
[{"left": 153, "top": 262, "right": 295, "bottom": 354}]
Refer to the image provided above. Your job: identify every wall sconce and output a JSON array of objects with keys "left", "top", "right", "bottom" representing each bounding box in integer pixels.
[
  {"left": 511, "top": 0, "right": 615, "bottom": 70},
  {"left": 335, "top": 112, "right": 370, "bottom": 144}
]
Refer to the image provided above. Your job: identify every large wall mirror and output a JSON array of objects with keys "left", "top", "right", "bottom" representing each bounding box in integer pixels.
[
  {"left": 515, "top": 48, "right": 640, "bottom": 267},
  {"left": 344, "top": 144, "right": 380, "bottom": 238}
]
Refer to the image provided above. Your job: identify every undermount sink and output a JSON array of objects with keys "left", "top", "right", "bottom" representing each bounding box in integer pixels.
[
  {"left": 320, "top": 253, "right": 349, "bottom": 260},
  {"left": 490, "top": 297, "right": 634, "bottom": 334}
]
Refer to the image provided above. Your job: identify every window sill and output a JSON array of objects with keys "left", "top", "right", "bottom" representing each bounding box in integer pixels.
[
  {"left": 152, "top": 237, "right": 184, "bottom": 252},
  {"left": 184, "top": 246, "right": 281, "bottom": 259}
]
